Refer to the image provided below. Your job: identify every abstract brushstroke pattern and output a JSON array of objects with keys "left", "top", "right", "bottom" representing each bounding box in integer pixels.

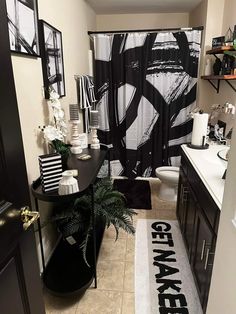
[{"left": 93, "top": 30, "right": 202, "bottom": 177}]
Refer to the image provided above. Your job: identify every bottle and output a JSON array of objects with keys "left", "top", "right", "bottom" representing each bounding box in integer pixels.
[{"left": 205, "top": 58, "right": 212, "bottom": 76}]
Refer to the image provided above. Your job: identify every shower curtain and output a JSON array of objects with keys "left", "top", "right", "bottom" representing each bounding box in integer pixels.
[{"left": 93, "top": 29, "right": 202, "bottom": 178}]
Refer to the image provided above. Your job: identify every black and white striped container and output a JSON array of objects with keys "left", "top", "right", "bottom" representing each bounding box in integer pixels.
[{"left": 38, "top": 153, "right": 63, "bottom": 193}]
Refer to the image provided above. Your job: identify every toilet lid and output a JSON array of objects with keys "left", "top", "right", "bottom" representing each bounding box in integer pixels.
[{"left": 155, "top": 166, "right": 179, "bottom": 180}]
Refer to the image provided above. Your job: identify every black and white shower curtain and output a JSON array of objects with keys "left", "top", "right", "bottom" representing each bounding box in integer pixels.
[{"left": 93, "top": 30, "right": 202, "bottom": 178}]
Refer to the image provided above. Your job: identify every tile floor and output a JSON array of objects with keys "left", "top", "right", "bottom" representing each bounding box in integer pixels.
[{"left": 44, "top": 179, "right": 176, "bottom": 314}]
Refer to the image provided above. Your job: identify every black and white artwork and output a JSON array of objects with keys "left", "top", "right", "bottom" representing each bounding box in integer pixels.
[
  {"left": 94, "top": 30, "right": 202, "bottom": 178},
  {"left": 6, "top": 0, "right": 39, "bottom": 56},
  {"left": 39, "top": 20, "right": 66, "bottom": 99}
]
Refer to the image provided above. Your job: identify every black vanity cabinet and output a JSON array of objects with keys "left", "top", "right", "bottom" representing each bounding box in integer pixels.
[{"left": 177, "top": 150, "right": 220, "bottom": 313}]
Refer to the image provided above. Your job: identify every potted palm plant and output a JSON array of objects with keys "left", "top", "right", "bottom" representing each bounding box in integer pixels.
[{"left": 52, "top": 178, "right": 136, "bottom": 265}]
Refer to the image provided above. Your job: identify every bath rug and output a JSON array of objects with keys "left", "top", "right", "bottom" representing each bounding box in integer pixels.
[
  {"left": 113, "top": 179, "right": 151, "bottom": 209},
  {"left": 135, "top": 219, "right": 202, "bottom": 314}
]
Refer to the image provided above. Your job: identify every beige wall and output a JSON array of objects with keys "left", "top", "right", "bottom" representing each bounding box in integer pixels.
[
  {"left": 189, "top": 0, "right": 208, "bottom": 28},
  {"left": 12, "top": 0, "right": 96, "bottom": 268},
  {"left": 13, "top": 0, "right": 96, "bottom": 185},
  {"left": 207, "top": 116, "right": 236, "bottom": 313},
  {"left": 189, "top": 0, "right": 235, "bottom": 134},
  {"left": 96, "top": 13, "right": 189, "bottom": 31},
  {"left": 205, "top": 1, "right": 236, "bottom": 312}
]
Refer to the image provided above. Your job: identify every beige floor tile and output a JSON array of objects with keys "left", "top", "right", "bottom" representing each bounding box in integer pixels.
[
  {"left": 75, "top": 290, "right": 123, "bottom": 314},
  {"left": 123, "top": 262, "right": 134, "bottom": 292},
  {"left": 122, "top": 293, "right": 135, "bottom": 314},
  {"left": 44, "top": 290, "right": 78, "bottom": 313},
  {"left": 97, "top": 260, "right": 125, "bottom": 291},
  {"left": 103, "top": 226, "right": 128, "bottom": 240},
  {"left": 99, "top": 238, "right": 127, "bottom": 261},
  {"left": 44, "top": 178, "right": 178, "bottom": 314},
  {"left": 51, "top": 309, "right": 77, "bottom": 314},
  {"left": 154, "top": 209, "right": 177, "bottom": 220},
  {"left": 125, "top": 237, "right": 135, "bottom": 262},
  {"left": 150, "top": 179, "right": 177, "bottom": 211}
]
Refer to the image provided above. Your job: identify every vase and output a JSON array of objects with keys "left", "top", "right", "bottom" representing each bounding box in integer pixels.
[
  {"left": 58, "top": 170, "right": 79, "bottom": 195},
  {"left": 213, "top": 58, "right": 222, "bottom": 75},
  {"left": 205, "top": 58, "right": 212, "bottom": 76}
]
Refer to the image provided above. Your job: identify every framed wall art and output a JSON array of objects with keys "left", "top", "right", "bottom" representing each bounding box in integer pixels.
[
  {"left": 38, "top": 20, "right": 66, "bottom": 99},
  {"left": 6, "top": 0, "right": 39, "bottom": 56}
]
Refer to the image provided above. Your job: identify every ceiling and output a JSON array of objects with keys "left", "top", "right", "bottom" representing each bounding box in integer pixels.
[{"left": 86, "top": 0, "right": 203, "bottom": 14}]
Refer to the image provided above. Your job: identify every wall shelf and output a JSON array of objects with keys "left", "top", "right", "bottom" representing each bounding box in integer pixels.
[
  {"left": 206, "top": 46, "right": 234, "bottom": 55},
  {"left": 201, "top": 75, "right": 236, "bottom": 93},
  {"left": 202, "top": 45, "right": 236, "bottom": 93}
]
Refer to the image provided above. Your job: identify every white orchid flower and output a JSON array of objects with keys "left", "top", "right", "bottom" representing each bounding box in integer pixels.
[
  {"left": 53, "top": 108, "right": 65, "bottom": 121},
  {"left": 59, "top": 121, "right": 68, "bottom": 136},
  {"left": 49, "top": 90, "right": 60, "bottom": 101},
  {"left": 43, "top": 125, "right": 63, "bottom": 141},
  {"left": 50, "top": 99, "right": 61, "bottom": 110}
]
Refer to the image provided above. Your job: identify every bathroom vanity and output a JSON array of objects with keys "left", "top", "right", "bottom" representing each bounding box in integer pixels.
[{"left": 177, "top": 144, "right": 227, "bottom": 313}]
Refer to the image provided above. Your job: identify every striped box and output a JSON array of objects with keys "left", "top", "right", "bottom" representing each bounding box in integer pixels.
[{"left": 38, "top": 153, "right": 63, "bottom": 193}]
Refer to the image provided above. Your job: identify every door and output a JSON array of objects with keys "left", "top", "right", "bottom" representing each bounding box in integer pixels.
[
  {"left": 184, "top": 185, "right": 196, "bottom": 262},
  {"left": 192, "top": 206, "right": 215, "bottom": 313},
  {"left": 0, "top": 0, "right": 45, "bottom": 313}
]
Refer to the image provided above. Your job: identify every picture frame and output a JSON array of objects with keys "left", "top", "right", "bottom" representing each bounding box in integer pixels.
[
  {"left": 6, "top": 0, "right": 40, "bottom": 56},
  {"left": 38, "top": 20, "right": 66, "bottom": 99}
]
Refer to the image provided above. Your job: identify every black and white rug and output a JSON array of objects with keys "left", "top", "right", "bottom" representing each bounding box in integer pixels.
[{"left": 135, "top": 219, "right": 202, "bottom": 314}]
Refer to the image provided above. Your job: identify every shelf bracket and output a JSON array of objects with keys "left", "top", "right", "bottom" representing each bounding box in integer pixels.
[
  {"left": 225, "top": 79, "right": 236, "bottom": 92},
  {"left": 207, "top": 79, "right": 220, "bottom": 93}
]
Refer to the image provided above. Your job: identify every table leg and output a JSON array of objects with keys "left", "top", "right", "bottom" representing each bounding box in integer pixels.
[
  {"left": 91, "top": 184, "right": 97, "bottom": 288},
  {"left": 34, "top": 198, "right": 46, "bottom": 273}
]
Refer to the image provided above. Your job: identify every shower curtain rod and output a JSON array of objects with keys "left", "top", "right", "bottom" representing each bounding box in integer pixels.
[{"left": 88, "top": 26, "right": 203, "bottom": 36}]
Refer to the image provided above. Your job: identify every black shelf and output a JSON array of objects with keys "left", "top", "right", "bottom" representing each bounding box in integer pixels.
[
  {"left": 32, "top": 147, "right": 109, "bottom": 295},
  {"left": 43, "top": 239, "right": 94, "bottom": 296},
  {"left": 43, "top": 217, "right": 105, "bottom": 296},
  {"left": 32, "top": 146, "right": 109, "bottom": 202}
]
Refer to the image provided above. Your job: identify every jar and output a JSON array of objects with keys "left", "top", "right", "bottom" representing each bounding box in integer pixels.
[{"left": 58, "top": 170, "right": 79, "bottom": 195}]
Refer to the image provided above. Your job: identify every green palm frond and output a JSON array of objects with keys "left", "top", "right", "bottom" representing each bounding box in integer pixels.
[
  {"left": 51, "top": 177, "right": 136, "bottom": 265},
  {"left": 79, "top": 220, "right": 93, "bottom": 267}
]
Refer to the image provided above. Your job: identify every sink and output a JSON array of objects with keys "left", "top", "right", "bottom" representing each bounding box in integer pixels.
[{"left": 217, "top": 148, "right": 230, "bottom": 161}]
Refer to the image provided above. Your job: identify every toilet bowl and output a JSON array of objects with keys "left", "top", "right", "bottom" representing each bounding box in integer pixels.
[{"left": 155, "top": 166, "right": 180, "bottom": 202}]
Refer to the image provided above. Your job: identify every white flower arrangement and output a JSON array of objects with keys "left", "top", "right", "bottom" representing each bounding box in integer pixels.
[{"left": 40, "top": 89, "right": 71, "bottom": 158}]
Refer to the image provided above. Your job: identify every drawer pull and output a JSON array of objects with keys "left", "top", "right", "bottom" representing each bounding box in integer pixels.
[
  {"left": 180, "top": 185, "right": 183, "bottom": 202},
  {"left": 204, "top": 248, "right": 214, "bottom": 270},
  {"left": 201, "top": 239, "right": 206, "bottom": 261},
  {"left": 182, "top": 187, "right": 188, "bottom": 202},
  {"left": 204, "top": 248, "right": 210, "bottom": 269}
]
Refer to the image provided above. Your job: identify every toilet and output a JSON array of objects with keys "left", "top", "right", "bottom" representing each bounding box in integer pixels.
[{"left": 155, "top": 166, "right": 180, "bottom": 202}]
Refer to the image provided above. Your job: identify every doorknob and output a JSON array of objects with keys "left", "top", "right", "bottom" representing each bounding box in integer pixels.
[{"left": 21, "top": 206, "right": 40, "bottom": 230}]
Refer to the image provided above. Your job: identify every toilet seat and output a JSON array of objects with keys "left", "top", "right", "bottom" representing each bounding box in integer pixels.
[{"left": 155, "top": 166, "right": 179, "bottom": 185}]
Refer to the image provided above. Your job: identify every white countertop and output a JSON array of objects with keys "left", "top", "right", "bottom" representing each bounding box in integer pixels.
[{"left": 181, "top": 144, "right": 229, "bottom": 210}]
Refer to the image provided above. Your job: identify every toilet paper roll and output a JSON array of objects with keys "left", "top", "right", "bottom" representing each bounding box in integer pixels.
[{"left": 191, "top": 113, "right": 209, "bottom": 146}]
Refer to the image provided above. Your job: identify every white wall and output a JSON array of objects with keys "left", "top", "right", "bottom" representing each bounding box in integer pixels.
[
  {"left": 11, "top": 0, "right": 96, "bottom": 267},
  {"left": 96, "top": 13, "right": 189, "bottom": 31}
]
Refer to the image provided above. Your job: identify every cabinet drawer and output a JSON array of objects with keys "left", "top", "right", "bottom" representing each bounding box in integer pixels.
[{"left": 193, "top": 181, "right": 220, "bottom": 233}]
